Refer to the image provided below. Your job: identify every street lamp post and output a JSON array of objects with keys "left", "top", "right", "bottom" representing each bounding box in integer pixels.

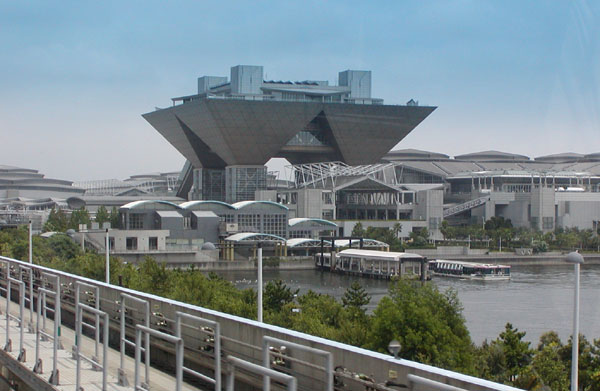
[
  {"left": 566, "top": 251, "right": 584, "bottom": 391},
  {"left": 257, "top": 244, "right": 263, "bottom": 323},
  {"left": 105, "top": 228, "right": 110, "bottom": 284},
  {"left": 388, "top": 339, "right": 401, "bottom": 360}
]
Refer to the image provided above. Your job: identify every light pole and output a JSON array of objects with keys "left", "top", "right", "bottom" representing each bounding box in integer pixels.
[
  {"left": 257, "top": 244, "right": 263, "bottom": 323},
  {"left": 388, "top": 339, "right": 401, "bottom": 359},
  {"left": 28, "top": 220, "right": 32, "bottom": 264},
  {"left": 566, "top": 251, "right": 584, "bottom": 391},
  {"left": 105, "top": 228, "right": 110, "bottom": 284}
]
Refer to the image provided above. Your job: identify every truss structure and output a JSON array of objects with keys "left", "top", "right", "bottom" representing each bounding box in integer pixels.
[{"left": 286, "top": 161, "right": 398, "bottom": 189}]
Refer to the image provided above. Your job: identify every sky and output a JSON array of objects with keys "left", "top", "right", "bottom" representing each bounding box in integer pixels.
[{"left": 1, "top": 1, "right": 599, "bottom": 181}]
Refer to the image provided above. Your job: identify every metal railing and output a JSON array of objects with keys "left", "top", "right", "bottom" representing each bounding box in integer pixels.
[
  {"left": 75, "top": 303, "right": 109, "bottom": 391},
  {"left": 18, "top": 264, "right": 34, "bottom": 333},
  {"left": 408, "top": 374, "right": 468, "bottom": 391},
  {"left": 227, "top": 355, "right": 297, "bottom": 391},
  {"left": 74, "top": 281, "right": 99, "bottom": 360},
  {"left": 175, "top": 311, "right": 221, "bottom": 390},
  {"left": 34, "top": 287, "right": 60, "bottom": 384},
  {"left": 135, "top": 325, "right": 183, "bottom": 391},
  {"left": 119, "top": 293, "right": 150, "bottom": 386},
  {"left": 0, "top": 254, "right": 522, "bottom": 391},
  {"left": 4, "top": 276, "right": 25, "bottom": 361},
  {"left": 262, "top": 335, "right": 332, "bottom": 391}
]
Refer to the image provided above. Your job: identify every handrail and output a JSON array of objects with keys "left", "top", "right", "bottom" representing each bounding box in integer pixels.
[
  {"left": 135, "top": 325, "right": 183, "bottom": 391},
  {"left": 226, "top": 355, "right": 297, "bottom": 391},
  {"left": 75, "top": 303, "right": 109, "bottom": 391},
  {"left": 75, "top": 281, "right": 99, "bottom": 360},
  {"left": 263, "top": 335, "right": 332, "bottom": 391},
  {"left": 35, "top": 288, "right": 60, "bottom": 384},
  {"left": 408, "top": 374, "right": 469, "bottom": 391},
  {"left": 4, "top": 276, "right": 25, "bottom": 362},
  {"left": 175, "top": 311, "right": 221, "bottom": 390},
  {"left": 119, "top": 292, "right": 150, "bottom": 386}
]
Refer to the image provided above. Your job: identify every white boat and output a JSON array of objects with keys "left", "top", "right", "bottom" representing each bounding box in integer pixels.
[{"left": 428, "top": 260, "right": 511, "bottom": 281}]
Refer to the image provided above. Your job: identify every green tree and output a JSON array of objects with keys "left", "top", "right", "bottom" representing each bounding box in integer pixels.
[
  {"left": 530, "top": 331, "right": 569, "bottom": 391},
  {"left": 264, "top": 279, "right": 298, "bottom": 313},
  {"left": 440, "top": 220, "right": 454, "bottom": 241},
  {"left": 95, "top": 206, "right": 110, "bottom": 226},
  {"left": 392, "top": 222, "right": 402, "bottom": 238},
  {"left": 109, "top": 207, "right": 120, "bottom": 229},
  {"left": 342, "top": 281, "right": 370, "bottom": 313},
  {"left": 367, "top": 280, "right": 475, "bottom": 373},
  {"left": 351, "top": 222, "right": 365, "bottom": 237},
  {"left": 44, "top": 207, "right": 68, "bottom": 232},
  {"left": 68, "top": 207, "right": 91, "bottom": 230},
  {"left": 497, "top": 323, "right": 533, "bottom": 383},
  {"left": 47, "top": 233, "right": 81, "bottom": 260}
]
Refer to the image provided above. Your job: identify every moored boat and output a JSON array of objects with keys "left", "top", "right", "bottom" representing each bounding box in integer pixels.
[{"left": 428, "top": 260, "right": 511, "bottom": 281}]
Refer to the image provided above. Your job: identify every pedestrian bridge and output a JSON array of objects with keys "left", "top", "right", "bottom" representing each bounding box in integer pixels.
[{"left": 0, "top": 255, "right": 520, "bottom": 391}]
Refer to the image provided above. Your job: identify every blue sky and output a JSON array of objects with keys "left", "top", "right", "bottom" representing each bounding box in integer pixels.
[{"left": 1, "top": 1, "right": 598, "bottom": 180}]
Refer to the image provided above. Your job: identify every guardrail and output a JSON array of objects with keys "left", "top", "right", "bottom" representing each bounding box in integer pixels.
[
  {"left": 175, "top": 311, "right": 221, "bottom": 390},
  {"left": 75, "top": 303, "right": 109, "bottom": 391},
  {"left": 0, "top": 254, "right": 522, "bottom": 391},
  {"left": 135, "top": 325, "right": 183, "bottom": 391},
  {"left": 120, "top": 292, "right": 150, "bottom": 386},
  {"left": 227, "top": 355, "right": 296, "bottom": 391}
]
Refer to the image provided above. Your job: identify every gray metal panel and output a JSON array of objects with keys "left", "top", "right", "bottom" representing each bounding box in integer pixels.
[
  {"left": 143, "top": 101, "right": 436, "bottom": 167},
  {"left": 323, "top": 104, "right": 436, "bottom": 165}
]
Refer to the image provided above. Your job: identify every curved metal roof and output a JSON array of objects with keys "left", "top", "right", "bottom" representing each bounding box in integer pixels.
[
  {"left": 334, "top": 239, "right": 389, "bottom": 248},
  {"left": 231, "top": 200, "right": 288, "bottom": 211},
  {"left": 180, "top": 200, "right": 235, "bottom": 210},
  {"left": 338, "top": 248, "right": 422, "bottom": 260},
  {"left": 454, "top": 150, "right": 530, "bottom": 162},
  {"left": 225, "top": 232, "right": 286, "bottom": 242},
  {"left": 120, "top": 200, "right": 181, "bottom": 210},
  {"left": 286, "top": 238, "right": 332, "bottom": 248},
  {"left": 288, "top": 218, "right": 337, "bottom": 228}
]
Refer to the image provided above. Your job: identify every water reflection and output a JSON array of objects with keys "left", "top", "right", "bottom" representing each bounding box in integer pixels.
[{"left": 216, "top": 264, "right": 600, "bottom": 344}]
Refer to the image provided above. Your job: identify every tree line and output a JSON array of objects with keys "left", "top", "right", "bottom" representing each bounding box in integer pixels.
[
  {"left": 351, "top": 217, "right": 600, "bottom": 253},
  {"left": 0, "top": 226, "right": 598, "bottom": 390}
]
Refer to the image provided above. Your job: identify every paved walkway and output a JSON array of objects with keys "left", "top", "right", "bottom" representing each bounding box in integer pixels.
[{"left": 0, "top": 298, "right": 203, "bottom": 391}]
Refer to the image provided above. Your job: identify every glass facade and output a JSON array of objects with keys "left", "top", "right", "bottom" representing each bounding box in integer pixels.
[{"left": 226, "top": 166, "right": 267, "bottom": 203}]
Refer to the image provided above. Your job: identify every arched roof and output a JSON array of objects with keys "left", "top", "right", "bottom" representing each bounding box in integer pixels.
[
  {"left": 231, "top": 200, "right": 288, "bottom": 211},
  {"left": 334, "top": 239, "right": 389, "bottom": 248},
  {"left": 286, "top": 238, "right": 332, "bottom": 248},
  {"left": 180, "top": 200, "right": 235, "bottom": 210},
  {"left": 120, "top": 200, "right": 181, "bottom": 210},
  {"left": 288, "top": 218, "right": 337, "bottom": 228},
  {"left": 225, "top": 232, "right": 286, "bottom": 242}
]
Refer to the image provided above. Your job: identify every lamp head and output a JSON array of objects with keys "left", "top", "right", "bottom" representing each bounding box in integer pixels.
[
  {"left": 565, "top": 252, "right": 584, "bottom": 264},
  {"left": 388, "top": 339, "right": 401, "bottom": 357}
]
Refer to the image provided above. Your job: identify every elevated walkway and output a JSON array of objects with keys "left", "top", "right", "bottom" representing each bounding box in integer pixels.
[
  {"left": 0, "top": 255, "right": 522, "bottom": 391},
  {"left": 0, "top": 289, "right": 199, "bottom": 391},
  {"left": 443, "top": 196, "right": 490, "bottom": 218}
]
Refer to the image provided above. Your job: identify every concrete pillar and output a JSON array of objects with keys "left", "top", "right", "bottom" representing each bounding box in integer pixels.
[{"left": 283, "top": 244, "right": 287, "bottom": 257}]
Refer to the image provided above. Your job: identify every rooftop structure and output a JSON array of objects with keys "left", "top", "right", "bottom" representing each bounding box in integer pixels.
[
  {"left": 74, "top": 171, "right": 181, "bottom": 196},
  {"left": 143, "top": 65, "right": 435, "bottom": 202}
]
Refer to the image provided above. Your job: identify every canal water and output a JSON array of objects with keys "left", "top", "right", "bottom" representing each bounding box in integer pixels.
[{"left": 215, "top": 264, "right": 600, "bottom": 345}]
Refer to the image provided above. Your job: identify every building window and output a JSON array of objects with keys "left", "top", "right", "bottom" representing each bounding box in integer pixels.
[
  {"left": 322, "top": 210, "right": 334, "bottom": 219},
  {"left": 108, "top": 237, "right": 115, "bottom": 251},
  {"left": 126, "top": 237, "right": 138, "bottom": 250},
  {"left": 322, "top": 192, "right": 333, "bottom": 205},
  {"left": 542, "top": 217, "right": 554, "bottom": 230},
  {"left": 129, "top": 214, "right": 144, "bottom": 229},
  {"left": 149, "top": 237, "right": 158, "bottom": 250}
]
